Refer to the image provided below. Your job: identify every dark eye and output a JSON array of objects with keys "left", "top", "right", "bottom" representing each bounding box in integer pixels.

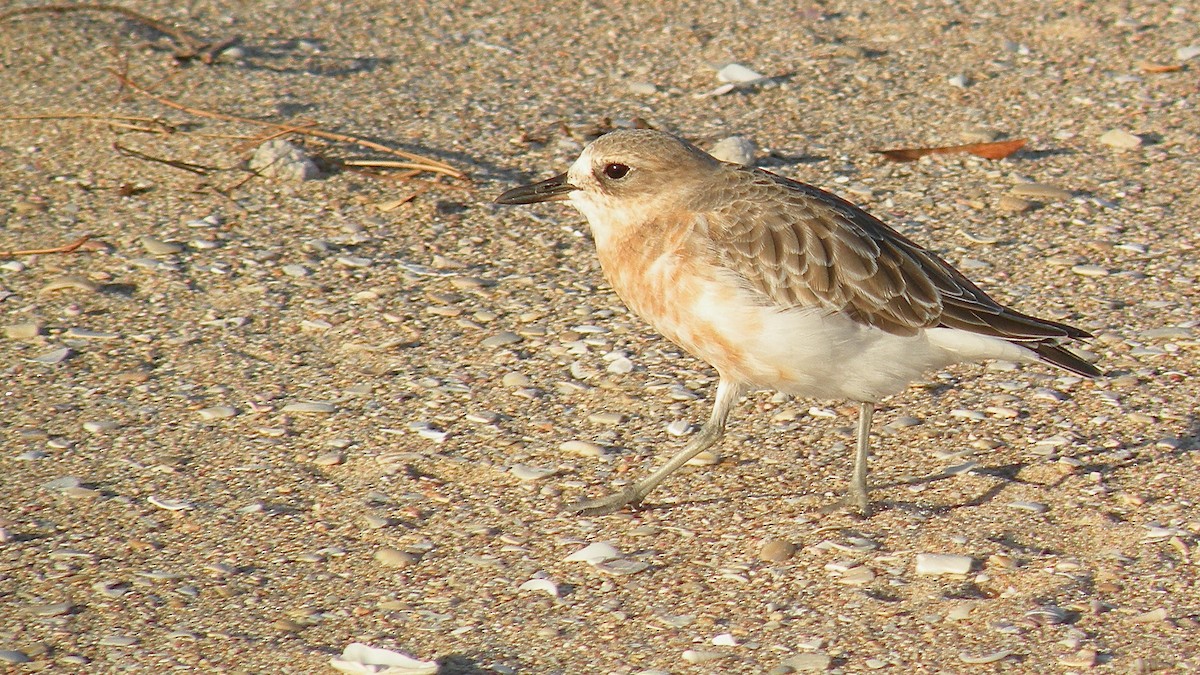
[{"left": 602, "top": 163, "right": 630, "bottom": 180}]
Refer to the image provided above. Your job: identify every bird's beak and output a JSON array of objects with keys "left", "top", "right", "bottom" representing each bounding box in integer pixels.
[{"left": 495, "top": 172, "right": 577, "bottom": 205}]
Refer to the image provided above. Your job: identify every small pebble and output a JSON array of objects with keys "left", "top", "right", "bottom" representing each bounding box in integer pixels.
[
  {"left": 560, "top": 440, "right": 606, "bottom": 457},
  {"left": 29, "top": 347, "right": 71, "bottom": 364},
  {"left": 0, "top": 650, "right": 31, "bottom": 664},
  {"left": 1178, "top": 45, "right": 1200, "bottom": 62},
  {"left": 681, "top": 649, "right": 726, "bottom": 664},
  {"left": 958, "top": 649, "right": 1012, "bottom": 664},
  {"left": 1058, "top": 649, "right": 1097, "bottom": 668},
  {"left": 779, "top": 653, "right": 832, "bottom": 672},
  {"left": 1071, "top": 264, "right": 1109, "bottom": 277},
  {"left": 760, "top": 539, "right": 797, "bottom": 562},
  {"left": 996, "top": 195, "right": 1032, "bottom": 213},
  {"left": 518, "top": 578, "right": 559, "bottom": 597},
  {"left": 375, "top": 547, "right": 418, "bottom": 568},
  {"left": 1131, "top": 607, "right": 1168, "bottom": 623},
  {"left": 197, "top": 406, "right": 238, "bottom": 420},
  {"left": 97, "top": 635, "right": 139, "bottom": 647},
  {"left": 564, "top": 542, "right": 623, "bottom": 564},
  {"left": 716, "top": 63, "right": 766, "bottom": 83},
  {"left": 27, "top": 602, "right": 75, "bottom": 616},
  {"left": 482, "top": 331, "right": 522, "bottom": 348},
  {"left": 39, "top": 275, "right": 98, "bottom": 294},
  {"left": 948, "top": 73, "right": 971, "bottom": 88},
  {"left": 915, "top": 553, "right": 974, "bottom": 576},
  {"left": 686, "top": 450, "right": 719, "bottom": 466},
  {"left": 313, "top": 451, "right": 344, "bottom": 466},
  {"left": 510, "top": 464, "right": 556, "bottom": 481},
  {"left": 4, "top": 322, "right": 43, "bottom": 339},
  {"left": 587, "top": 412, "right": 624, "bottom": 425},
  {"left": 249, "top": 140, "right": 320, "bottom": 181},
  {"left": 140, "top": 236, "right": 183, "bottom": 255},
  {"left": 709, "top": 136, "right": 757, "bottom": 165},
  {"left": 281, "top": 401, "right": 337, "bottom": 413},
  {"left": 1099, "top": 129, "right": 1142, "bottom": 150}
]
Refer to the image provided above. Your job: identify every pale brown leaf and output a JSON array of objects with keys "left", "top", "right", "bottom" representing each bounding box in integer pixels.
[{"left": 875, "top": 139, "right": 1027, "bottom": 163}]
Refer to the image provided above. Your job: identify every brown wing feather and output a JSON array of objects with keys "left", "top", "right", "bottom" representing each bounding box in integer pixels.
[{"left": 703, "top": 167, "right": 1100, "bottom": 376}]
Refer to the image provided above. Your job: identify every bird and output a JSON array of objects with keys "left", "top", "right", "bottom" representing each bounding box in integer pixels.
[{"left": 495, "top": 129, "right": 1100, "bottom": 517}]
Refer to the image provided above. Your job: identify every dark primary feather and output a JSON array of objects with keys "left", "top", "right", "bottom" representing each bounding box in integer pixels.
[{"left": 704, "top": 166, "right": 1100, "bottom": 378}]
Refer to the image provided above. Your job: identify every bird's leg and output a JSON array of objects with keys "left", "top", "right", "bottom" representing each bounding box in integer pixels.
[
  {"left": 566, "top": 379, "right": 743, "bottom": 516},
  {"left": 820, "top": 401, "right": 874, "bottom": 518},
  {"left": 847, "top": 401, "right": 874, "bottom": 517}
]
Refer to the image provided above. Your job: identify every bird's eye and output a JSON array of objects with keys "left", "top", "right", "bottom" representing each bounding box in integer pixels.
[{"left": 602, "top": 163, "right": 630, "bottom": 180}]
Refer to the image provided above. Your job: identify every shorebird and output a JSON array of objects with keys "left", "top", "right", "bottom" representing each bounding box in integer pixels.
[{"left": 496, "top": 129, "right": 1100, "bottom": 517}]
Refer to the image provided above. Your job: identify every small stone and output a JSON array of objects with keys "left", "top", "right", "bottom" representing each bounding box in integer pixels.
[
  {"left": 779, "top": 653, "right": 832, "bottom": 672},
  {"left": 915, "top": 553, "right": 974, "bottom": 576},
  {"left": 281, "top": 401, "right": 337, "bottom": 413},
  {"left": 482, "top": 331, "right": 522, "bottom": 348},
  {"left": 838, "top": 566, "right": 876, "bottom": 586},
  {"left": 281, "top": 264, "right": 310, "bottom": 277},
  {"left": 996, "top": 195, "right": 1032, "bottom": 213},
  {"left": 313, "top": 451, "right": 344, "bottom": 466},
  {"left": 502, "top": 372, "right": 531, "bottom": 387},
  {"left": 709, "top": 136, "right": 757, "bottom": 165},
  {"left": 39, "top": 275, "right": 99, "bottom": 294},
  {"left": 587, "top": 412, "right": 624, "bottom": 425},
  {"left": 64, "top": 328, "right": 120, "bottom": 340},
  {"left": 4, "top": 322, "right": 43, "bottom": 339},
  {"left": 666, "top": 420, "right": 693, "bottom": 436},
  {"left": 510, "top": 464, "right": 556, "bottom": 481},
  {"left": 28, "top": 347, "right": 71, "bottom": 364},
  {"left": 140, "top": 236, "right": 183, "bottom": 255},
  {"left": 958, "top": 649, "right": 1012, "bottom": 664},
  {"left": 948, "top": 73, "right": 972, "bottom": 88},
  {"left": 560, "top": 440, "right": 606, "bottom": 457},
  {"left": 97, "top": 635, "right": 139, "bottom": 647},
  {"left": 1007, "top": 501, "right": 1049, "bottom": 514},
  {"left": 626, "top": 81, "right": 659, "bottom": 95},
  {"left": 1059, "top": 649, "right": 1097, "bottom": 668},
  {"left": 686, "top": 450, "right": 719, "bottom": 466},
  {"left": 564, "top": 542, "right": 623, "bottom": 564},
  {"left": 682, "top": 649, "right": 726, "bottom": 664},
  {"left": 197, "top": 406, "right": 237, "bottom": 420},
  {"left": 375, "top": 547, "right": 418, "bottom": 568},
  {"left": 1178, "top": 45, "right": 1200, "bottom": 62},
  {"left": 249, "top": 140, "right": 320, "bottom": 181},
  {"left": 1071, "top": 264, "right": 1109, "bottom": 277},
  {"left": 1099, "top": 129, "right": 1143, "bottom": 150},
  {"left": 518, "top": 578, "right": 559, "bottom": 597},
  {"left": 1131, "top": 607, "right": 1168, "bottom": 623},
  {"left": 0, "top": 650, "right": 31, "bottom": 664},
  {"left": 27, "top": 601, "right": 75, "bottom": 616},
  {"left": 272, "top": 619, "right": 305, "bottom": 633},
  {"left": 760, "top": 539, "right": 797, "bottom": 562},
  {"left": 716, "top": 63, "right": 766, "bottom": 83}
]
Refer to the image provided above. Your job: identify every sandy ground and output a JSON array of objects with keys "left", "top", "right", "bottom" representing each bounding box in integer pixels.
[{"left": 2, "top": 1, "right": 1198, "bottom": 673}]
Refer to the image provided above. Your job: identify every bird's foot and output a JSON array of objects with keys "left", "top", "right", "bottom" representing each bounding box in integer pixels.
[
  {"left": 817, "top": 491, "right": 872, "bottom": 519},
  {"left": 565, "top": 488, "right": 645, "bottom": 516}
]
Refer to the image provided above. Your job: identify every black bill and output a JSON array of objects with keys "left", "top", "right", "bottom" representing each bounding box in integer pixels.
[{"left": 495, "top": 172, "right": 576, "bottom": 205}]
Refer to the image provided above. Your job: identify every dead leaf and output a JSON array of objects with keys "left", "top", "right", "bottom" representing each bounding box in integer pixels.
[
  {"left": 875, "top": 139, "right": 1027, "bottom": 163},
  {"left": 1137, "top": 61, "right": 1184, "bottom": 73}
]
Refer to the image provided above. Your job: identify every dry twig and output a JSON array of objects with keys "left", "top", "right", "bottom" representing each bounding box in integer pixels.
[
  {"left": 0, "top": 235, "right": 92, "bottom": 258},
  {"left": 110, "top": 70, "right": 468, "bottom": 180},
  {"left": 0, "top": 3, "right": 235, "bottom": 63}
]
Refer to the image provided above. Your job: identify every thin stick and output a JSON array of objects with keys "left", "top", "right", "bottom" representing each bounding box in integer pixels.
[
  {"left": 0, "top": 235, "right": 92, "bottom": 258},
  {"left": 113, "top": 141, "right": 216, "bottom": 175},
  {"left": 109, "top": 70, "right": 468, "bottom": 180},
  {"left": 1, "top": 4, "right": 232, "bottom": 62}
]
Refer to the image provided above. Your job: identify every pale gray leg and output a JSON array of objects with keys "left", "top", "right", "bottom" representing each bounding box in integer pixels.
[
  {"left": 847, "top": 401, "right": 874, "bottom": 517},
  {"left": 820, "top": 401, "right": 874, "bottom": 517},
  {"left": 567, "top": 379, "right": 744, "bottom": 516}
]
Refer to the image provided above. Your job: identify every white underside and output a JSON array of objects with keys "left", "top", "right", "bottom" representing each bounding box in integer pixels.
[{"left": 678, "top": 275, "right": 1037, "bottom": 402}]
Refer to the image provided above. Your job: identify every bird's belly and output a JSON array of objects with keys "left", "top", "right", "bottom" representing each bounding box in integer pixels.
[{"left": 604, "top": 254, "right": 977, "bottom": 402}]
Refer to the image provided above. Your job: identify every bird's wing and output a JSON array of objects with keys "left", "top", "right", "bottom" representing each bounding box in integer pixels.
[{"left": 708, "top": 169, "right": 1088, "bottom": 342}]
